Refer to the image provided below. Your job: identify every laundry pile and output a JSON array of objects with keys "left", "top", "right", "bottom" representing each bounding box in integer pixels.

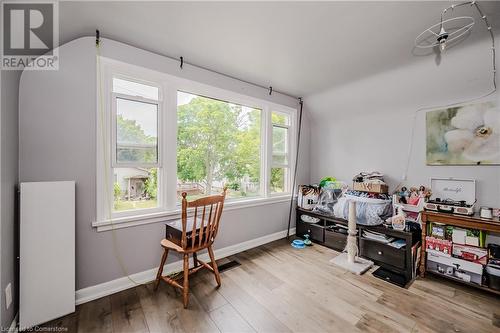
[
  {"left": 331, "top": 171, "right": 392, "bottom": 225},
  {"left": 345, "top": 190, "right": 391, "bottom": 201},
  {"left": 351, "top": 171, "right": 389, "bottom": 194},
  {"left": 333, "top": 194, "right": 392, "bottom": 226},
  {"left": 352, "top": 171, "right": 386, "bottom": 185}
]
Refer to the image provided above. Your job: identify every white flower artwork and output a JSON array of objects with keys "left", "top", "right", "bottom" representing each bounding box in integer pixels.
[{"left": 426, "top": 101, "right": 500, "bottom": 165}]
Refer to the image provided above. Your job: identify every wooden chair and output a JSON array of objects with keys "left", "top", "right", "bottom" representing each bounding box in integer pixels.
[{"left": 154, "top": 188, "right": 227, "bottom": 308}]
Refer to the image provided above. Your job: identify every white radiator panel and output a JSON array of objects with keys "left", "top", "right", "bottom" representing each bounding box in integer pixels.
[{"left": 20, "top": 181, "right": 75, "bottom": 329}]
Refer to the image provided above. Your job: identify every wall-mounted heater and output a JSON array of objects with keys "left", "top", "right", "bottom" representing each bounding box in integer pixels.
[{"left": 20, "top": 181, "right": 75, "bottom": 330}]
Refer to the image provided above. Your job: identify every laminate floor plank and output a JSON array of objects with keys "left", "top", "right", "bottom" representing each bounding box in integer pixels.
[
  {"left": 190, "top": 274, "right": 228, "bottom": 312},
  {"left": 225, "top": 267, "right": 345, "bottom": 333},
  {"left": 110, "top": 288, "right": 149, "bottom": 333},
  {"left": 208, "top": 303, "right": 255, "bottom": 333},
  {"left": 38, "top": 238, "right": 500, "bottom": 333},
  {"left": 38, "top": 307, "right": 80, "bottom": 333},
  {"left": 215, "top": 271, "right": 292, "bottom": 333},
  {"left": 136, "top": 283, "right": 185, "bottom": 333},
  {"left": 174, "top": 294, "right": 221, "bottom": 333},
  {"left": 77, "top": 296, "right": 112, "bottom": 333},
  {"left": 237, "top": 250, "right": 364, "bottom": 326}
]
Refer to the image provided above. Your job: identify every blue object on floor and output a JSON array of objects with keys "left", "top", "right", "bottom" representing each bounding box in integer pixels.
[
  {"left": 303, "top": 234, "right": 312, "bottom": 246},
  {"left": 291, "top": 239, "right": 305, "bottom": 249}
]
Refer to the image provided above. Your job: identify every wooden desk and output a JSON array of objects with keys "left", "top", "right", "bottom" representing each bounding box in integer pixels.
[{"left": 419, "top": 211, "right": 500, "bottom": 294}]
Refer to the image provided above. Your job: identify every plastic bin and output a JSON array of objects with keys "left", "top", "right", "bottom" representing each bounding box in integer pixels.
[
  {"left": 488, "top": 243, "right": 500, "bottom": 259},
  {"left": 486, "top": 265, "right": 500, "bottom": 291}
]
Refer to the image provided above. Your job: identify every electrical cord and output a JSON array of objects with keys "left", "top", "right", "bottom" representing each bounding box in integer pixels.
[
  {"left": 96, "top": 38, "right": 298, "bottom": 283},
  {"left": 286, "top": 98, "right": 304, "bottom": 239},
  {"left": 402, "top": 0, "right": 497, "bottom": 184},
  {"left": 96, "top": 42, "right": 185, "bottom": 286}
]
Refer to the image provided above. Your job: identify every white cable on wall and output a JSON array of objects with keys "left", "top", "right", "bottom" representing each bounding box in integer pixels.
[
  {"left": 96, "top": 42, "right": 146, "bottom": 286},
  {"left": 402, "top": 0, "right": 497, "bottom": 182}
]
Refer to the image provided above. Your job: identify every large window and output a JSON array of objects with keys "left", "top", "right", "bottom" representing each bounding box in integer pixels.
[
  {"left": 271, "top": 112, "right": 291, "bottom": 193},
  {"left": 177, "top": 92, "right": 261, "bottom": 200},
  {"left": 96, "top": 58, "right": 296, "bottom": 227},
  {"left": 111, "top": 78, "right": 161, "bottom": 212}
]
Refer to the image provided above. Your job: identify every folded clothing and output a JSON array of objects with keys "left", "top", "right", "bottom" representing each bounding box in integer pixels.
[
  {"left": 352, "top": 171, "right": 385, "bottom": 184},
  {"left": 345, "top": 190, "right": 391, "bottom": 201}
]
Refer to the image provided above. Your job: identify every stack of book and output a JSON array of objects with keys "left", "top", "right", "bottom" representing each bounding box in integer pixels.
[{"left": 362, "top": 230, "right": 394, "bottom": 244}]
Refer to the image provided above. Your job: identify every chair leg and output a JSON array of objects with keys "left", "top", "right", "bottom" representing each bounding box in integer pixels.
[
  {"left": 182, "top": 253, "right": 190, "bottom": 308},
  {"left": 193, "top": 252, "right": 198, "bottom": 267},
  {"left": 208, "top": 246, "right": 221, "bottom": 287},
  {"left": 155, "top": 248, "right": 169, "bottom": 291}
]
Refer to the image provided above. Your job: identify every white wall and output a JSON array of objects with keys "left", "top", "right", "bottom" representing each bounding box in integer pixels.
[
  {"left": 307, "top": 35, "right": 500, "bottom": 208},
  {"left": 19, "top": 37, "right": 310, "bottom": 290},
  {"left": 1, "top": 70, "right": 21, "bottom": 329}
]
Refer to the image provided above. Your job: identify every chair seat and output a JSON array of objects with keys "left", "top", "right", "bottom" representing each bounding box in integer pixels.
[
  {"left": 160, "top": 238, "right": 185, "bottom": 252},
  {"left": 155, "top": 189, "right": 226, "bottom": 308}
]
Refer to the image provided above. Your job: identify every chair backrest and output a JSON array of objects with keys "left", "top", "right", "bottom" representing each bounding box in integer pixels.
[{"left": 180, "top": 188, "right": 227, "bottom": 251}]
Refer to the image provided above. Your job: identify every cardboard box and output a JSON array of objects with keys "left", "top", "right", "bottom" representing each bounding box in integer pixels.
[
  {"left": 297, "top": 185, "right": 320, "bottom": 210},
  {"left": 465, "top": 235, "right": 480, "bottom": 247},
  {"left": 452, "top": 228, "right": 467, "bottom": 245},
  {"left": 426, "top": 236, "right": 452, "bottom": 255},
  {"left": 452, "top": 244, "right": 488, "bottom": 265},
  {"left": 353, "top": 182, "right": 388, "bottom": 193},
  {"left": 427, "top": 250, "right": 483, "bottom": 285}
]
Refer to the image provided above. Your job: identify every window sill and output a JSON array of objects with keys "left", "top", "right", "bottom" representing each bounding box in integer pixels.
[{"left": 92, "top": 194, "right": 293, "bottom": 232}]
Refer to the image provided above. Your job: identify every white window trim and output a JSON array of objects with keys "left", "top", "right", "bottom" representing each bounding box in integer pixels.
[
  {"left": 269, "top": 111, "right": 293, "bottom": 195},
  {"left": 111, "top": 93, "right": 162, "bottom": 169},
  {"left": 95, "top": 57, "right": 297, "bottom": 231}
]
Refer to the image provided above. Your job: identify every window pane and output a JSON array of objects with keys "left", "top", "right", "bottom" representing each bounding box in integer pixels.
[
  {"left": 272, "top": 112, "right": 290, "bottom": 126},
  {"left": 272, "top": 126, "right": 288, "bottom": 165},
  {"left": 271, "top": 167, "right": 288, "bottom": 193},
  {"left": 113, "top": 167, "right": 158, "bottom": 211},
  {"left": 177, "top": 92, "right": 261, "bottom": 200},
  {"left": 113, "top": 78, "right": 159, "bottom": 100},
  {"left": 116, "top": 97, "right": 158, "bottom": 164}
]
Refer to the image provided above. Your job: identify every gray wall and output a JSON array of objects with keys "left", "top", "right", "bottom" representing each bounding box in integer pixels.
[
  {"left": 19, "top": 37, "right": 310, "bottom": 289},
  {"left": 1, "top": 70, "right": 21, "bottom": 329},
  {"left": 306, "top": 35, "right": 500, "bottom": 207}
]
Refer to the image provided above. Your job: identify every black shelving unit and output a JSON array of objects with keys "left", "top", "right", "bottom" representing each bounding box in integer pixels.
[
  {"left": 296, "top": 207, "right": 421, "bottom": 285},
  {"left": 295, "top": 207, "right": 350, "bottom": 251}
]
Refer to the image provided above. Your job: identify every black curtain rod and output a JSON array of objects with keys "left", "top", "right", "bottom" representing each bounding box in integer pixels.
[
  {"left": 95, "top": 30, "right": 301, "bottom": 101},
  {"left": 286, "top": 97, "right": 304, "bottom": 239}
]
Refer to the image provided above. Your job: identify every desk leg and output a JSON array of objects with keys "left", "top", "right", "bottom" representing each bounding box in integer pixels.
[{"left": 419, "top": 219, "right": 427, "bottom": 278}]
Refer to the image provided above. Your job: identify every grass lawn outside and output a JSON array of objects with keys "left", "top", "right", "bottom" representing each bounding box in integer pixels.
[
  {"left": 180, "top": 189, "right": 260, "bottom": 201},
  {"left": 114, "top": 199, "right": 158, "bottom": 211},
  {"left": 114, "top": 189, "right": 261, "bottom": 212}
]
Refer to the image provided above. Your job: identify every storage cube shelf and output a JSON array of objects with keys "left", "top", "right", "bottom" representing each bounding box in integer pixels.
[
  {"left": 420, "top": 211, "right": 500, "bottom": 296},
  {"left": 296, "top": 207, "right": 348, "bottom": 251},
  {"left": 296, "top": 207, "right": 421, "bottom": 285}
]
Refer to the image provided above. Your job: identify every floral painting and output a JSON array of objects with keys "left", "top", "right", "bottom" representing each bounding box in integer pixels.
[{"left": 426, "top": 101, "right": 500, "bottom": 165}]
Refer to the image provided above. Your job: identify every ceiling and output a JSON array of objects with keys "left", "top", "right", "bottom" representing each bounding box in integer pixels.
[{"left": 59, "top": 1, "right": 500, "bottom": 98}]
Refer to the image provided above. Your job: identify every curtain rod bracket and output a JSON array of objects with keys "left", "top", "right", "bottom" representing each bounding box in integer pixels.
[
  {"left": 96, "top": 29, "right": 100, "bottom": 47},
  {"left": 269, "top": 86, "right": 273, "bottom": 95},
  {"left": 180, "top": 56, "right": 184, "bottom": 69}
]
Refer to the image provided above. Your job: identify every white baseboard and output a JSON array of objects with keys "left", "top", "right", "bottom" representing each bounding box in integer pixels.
[
  {"left": 75, "top": 227, "right": 295, "bottom": 305},
  {"left": 8, "top": 313, "right": 18, "bottom": 333}
]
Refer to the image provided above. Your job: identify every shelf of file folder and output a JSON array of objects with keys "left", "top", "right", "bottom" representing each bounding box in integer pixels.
[{"left": 362, "top": 229, "right": 406, "bottom": 249}]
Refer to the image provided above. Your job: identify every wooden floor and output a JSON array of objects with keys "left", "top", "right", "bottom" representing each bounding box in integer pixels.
[{"left": 41, "top": 239, "right": 500, "bottom": 333}]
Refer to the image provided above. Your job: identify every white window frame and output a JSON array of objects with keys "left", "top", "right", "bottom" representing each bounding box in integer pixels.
[
  {"left": 94, "top": 57, "right": 297, "bottom": 231},
  {"left": 269, "top": 110, "right": 293, "bottom": 195},
  {"left": 111, "top": 93, "right": 161, "bottom": 168}
]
